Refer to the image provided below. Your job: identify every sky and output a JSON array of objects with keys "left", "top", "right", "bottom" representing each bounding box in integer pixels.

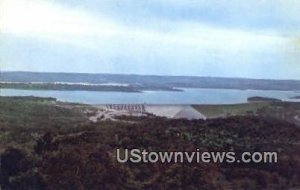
[{"left": 0, "top": 0, "right": 300, "bottom": 79}]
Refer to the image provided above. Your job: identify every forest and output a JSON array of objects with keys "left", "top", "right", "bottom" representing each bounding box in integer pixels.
[{"left": 1, "top": 96, "right": 300, "bottom": 189}]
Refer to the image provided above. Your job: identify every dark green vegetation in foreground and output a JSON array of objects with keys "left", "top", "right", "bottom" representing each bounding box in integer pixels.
[
  {"left": 0, "top": 96, "right": 91, "bottom": 151},
  {"left": 1, "top": 97, "right": 300, "bottom": 190}
]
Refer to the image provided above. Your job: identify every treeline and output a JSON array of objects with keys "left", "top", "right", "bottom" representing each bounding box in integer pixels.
[
  {"left": 0, "top": 83, "right": 140, "bottom": 92},
  {"left": 2, "top": 71, "right": 300, "bottom": 91}
]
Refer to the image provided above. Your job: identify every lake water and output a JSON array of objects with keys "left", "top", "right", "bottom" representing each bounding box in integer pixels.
[{"left": 0, "top": 88, "right": 299, "bottom": 104}]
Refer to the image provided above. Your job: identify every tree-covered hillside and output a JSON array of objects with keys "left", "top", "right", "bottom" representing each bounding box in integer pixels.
[{"left": 1, "top": 97, "right": 300, "bottom": 189}]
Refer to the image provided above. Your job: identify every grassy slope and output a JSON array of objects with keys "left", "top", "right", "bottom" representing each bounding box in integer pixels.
[
  {"left": 193, "top": 101, "right": 300, "bottom": 127},
  {"left": 0, "top": 96, "right": 89, "bottom": 151},
  {"left": 192, "top": 102, "right": 269, "bottom": 117}
]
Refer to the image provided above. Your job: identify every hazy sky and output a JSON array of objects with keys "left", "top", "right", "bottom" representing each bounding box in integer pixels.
[{"left": 0, "top": 0, "right": 300, "bottom": 79}]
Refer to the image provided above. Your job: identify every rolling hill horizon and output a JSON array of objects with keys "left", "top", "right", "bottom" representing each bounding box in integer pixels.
[
  {"left": 1, "top": 71, "right": 300, "bottom": 92},
  {"left": 1, "top": 70, "right": 300, "bottom": 81}
]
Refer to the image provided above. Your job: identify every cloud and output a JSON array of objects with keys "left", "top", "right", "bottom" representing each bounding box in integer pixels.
[
  {"left": 0, "top": 0, "right": 286, "bottom": 52},
  {"left": 0, "top": 0, "right": 121, "bottom": 39},
  {"left": 54, "top": 0, "right": 300, "bottom": 36},
  {"left": 0, "top": 0, "right": 299, "bottom": 79}
]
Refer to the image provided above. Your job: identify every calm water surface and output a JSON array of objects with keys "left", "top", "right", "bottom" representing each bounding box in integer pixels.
[{"left": 1, "top": 88, "right": 299, "bottom": 104}]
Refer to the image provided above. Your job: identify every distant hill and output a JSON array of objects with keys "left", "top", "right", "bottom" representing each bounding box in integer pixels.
[{"left": 1, "top": 71, "right": 300, "bottom": 91}]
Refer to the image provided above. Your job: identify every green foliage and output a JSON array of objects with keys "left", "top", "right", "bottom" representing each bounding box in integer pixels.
[
  {"left": 1, "top": 97, "right": 300, "bottom": 189},
  {"left": 0, "top": 96, "right": 89, "bottom": 150}
]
